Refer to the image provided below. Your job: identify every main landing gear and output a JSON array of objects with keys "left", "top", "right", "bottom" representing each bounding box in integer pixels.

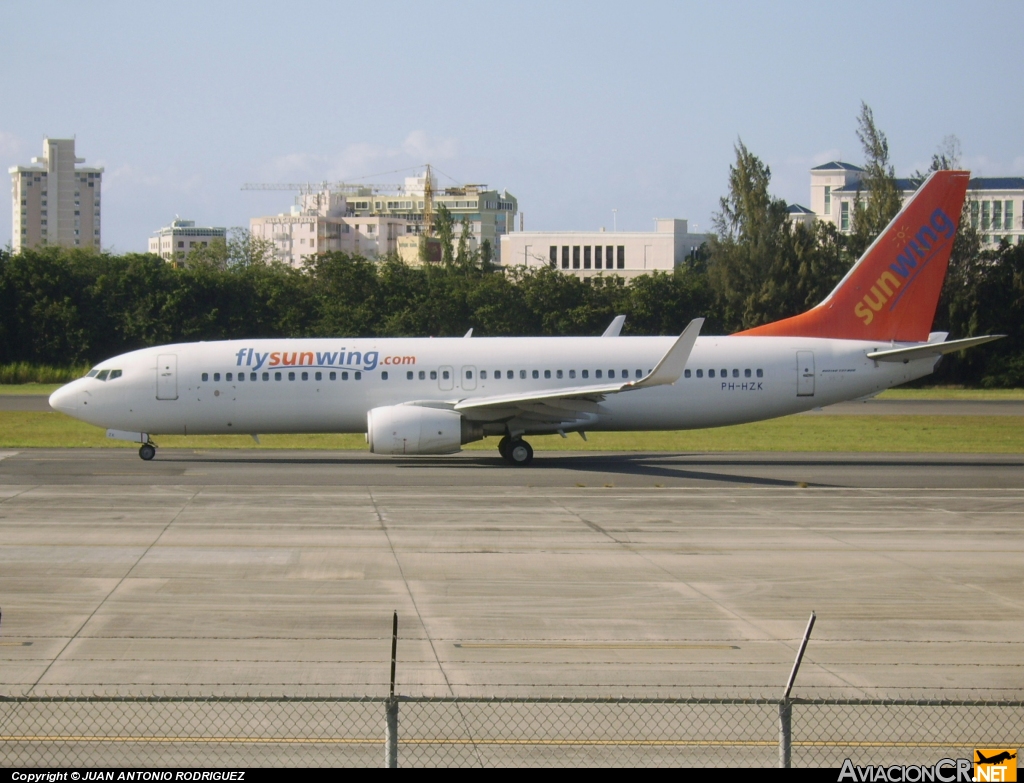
[
  {"left": 498, "top": 435, "right": 534, "bottom": 466},
  {"left": 138, "top": 443, "right": 156, "bottom": 461}
]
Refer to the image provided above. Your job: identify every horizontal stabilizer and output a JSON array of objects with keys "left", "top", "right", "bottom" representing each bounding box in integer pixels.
[{"left": 866, "top": 334, "right": 1005, "bottom": 362}]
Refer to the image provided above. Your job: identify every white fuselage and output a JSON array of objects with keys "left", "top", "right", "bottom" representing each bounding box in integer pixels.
[{"left": 49, "top": 335, "right": 937, "bottom": 438}]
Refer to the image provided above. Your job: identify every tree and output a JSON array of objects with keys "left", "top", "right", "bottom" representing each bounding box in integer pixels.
[
  {"left": 850, "top": 102, "right": 903, "bottom": 256},
  {"left": 434, "top": 205, "right": 455, "bottom": 265},
  {"left": 707, "top": 141, "right": 796, "bottom": 330},
  {"left": 455, "top": 215, "right": 473, "bottom": 267}
]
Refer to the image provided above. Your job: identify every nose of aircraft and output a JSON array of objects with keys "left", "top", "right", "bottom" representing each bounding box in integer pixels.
[{"left": 49, "top": 383, "right": 79, "bottom": 414}]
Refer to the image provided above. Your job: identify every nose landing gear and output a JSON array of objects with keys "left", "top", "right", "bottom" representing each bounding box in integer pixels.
[
  {"left": 498, "top": 436, "right": 533, "bottom": 466},
  {"left": 138, "top": 443, "right": 156, "bottom": 461}
]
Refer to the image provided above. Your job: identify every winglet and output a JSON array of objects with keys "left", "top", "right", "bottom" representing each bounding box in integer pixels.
[
  {"left": 463, "top": 328, "right": 473, "bottom": 338},
  {"left": 629, "top": 318, "right": 704, "bottom": 389},
  {"left": 602, "top": 315, "right": 626, "bottom": 337}
]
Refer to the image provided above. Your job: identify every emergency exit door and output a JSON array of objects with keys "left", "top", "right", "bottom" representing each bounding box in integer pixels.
[{"left": 796, "top": 351, "right": 815, "bottom": 396}]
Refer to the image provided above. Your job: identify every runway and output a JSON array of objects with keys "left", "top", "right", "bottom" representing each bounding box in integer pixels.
[{"left": 0, "top": 449, "right": 1021, "bottom": 699}]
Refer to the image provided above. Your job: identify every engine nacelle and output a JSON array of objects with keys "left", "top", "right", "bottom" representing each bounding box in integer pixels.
[{"left": 367, "top": 405, "right": 464, "bottom": 455}]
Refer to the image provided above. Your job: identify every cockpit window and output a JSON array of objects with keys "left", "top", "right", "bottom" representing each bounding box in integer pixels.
[
  {"left": 95, "top": 370, "right": 110, "bottom": 381},
  {"left": 87, "top": 370, "right": 99, "bottom": 377},
  {"left": 108, "top": 370, "right": 122, "bottom": 380}
]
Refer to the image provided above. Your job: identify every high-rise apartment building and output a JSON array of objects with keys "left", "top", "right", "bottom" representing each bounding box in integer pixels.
[{"left": 9, "top": 138, "right": 103, "bottom": 252}]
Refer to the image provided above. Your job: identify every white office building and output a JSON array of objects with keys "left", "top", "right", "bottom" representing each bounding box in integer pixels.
[
  {"left": 500, "top": 219, "right": 707, "bottom": 279},
  {"left": 250, "top": 189, "right": 409, "bottom": 267},
  {"left": 9, "top": 138, "right": 103, "bottom": 252},
  {"left": 149, "top": 219, "right": 227, "bottom": 262},
  {"left": 796, "top": 161, "right": 1024, "bottom": 246}
]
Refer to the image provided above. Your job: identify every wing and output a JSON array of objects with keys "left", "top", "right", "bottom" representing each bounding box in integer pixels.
[{"left": 452, "top": 318, "right": 703, "bottom": 427}]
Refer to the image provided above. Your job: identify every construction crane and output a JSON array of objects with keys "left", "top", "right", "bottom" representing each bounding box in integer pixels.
[
  {"left": 422, "top": 164, "right": 433, "bottom": 236},
  {"left": 240, "top": 181, "right": 401, "bottom": 194}
]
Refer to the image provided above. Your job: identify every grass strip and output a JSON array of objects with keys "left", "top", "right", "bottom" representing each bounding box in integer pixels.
[{"left": 2, "top": 411, "right": 1022, "bottom": 452}]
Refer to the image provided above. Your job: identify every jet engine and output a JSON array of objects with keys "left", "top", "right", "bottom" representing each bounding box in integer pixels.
[{"left": 367, "top": 405, "right": 470, "bottom": 455}]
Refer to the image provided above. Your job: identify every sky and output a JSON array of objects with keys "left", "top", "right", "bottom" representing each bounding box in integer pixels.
[{"left": 2, "top": 0, "right": 1022, "bottom": 252}]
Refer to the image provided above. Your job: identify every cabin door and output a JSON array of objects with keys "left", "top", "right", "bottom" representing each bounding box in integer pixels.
[
  {"left": 156, "top": 354, "right": 178, "bottom": 400},
  {"left": 796, "top": 351, "right": 815, "bottom": 397}
]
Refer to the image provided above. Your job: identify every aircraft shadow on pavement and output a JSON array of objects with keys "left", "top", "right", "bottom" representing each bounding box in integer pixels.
[{"left": 175, "top": 451, "right": 824, "bottom": 487}]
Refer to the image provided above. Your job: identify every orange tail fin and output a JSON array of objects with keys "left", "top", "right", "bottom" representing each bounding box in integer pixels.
[{"left": 738, "top": 170, "right": 970, "bottom": 342}]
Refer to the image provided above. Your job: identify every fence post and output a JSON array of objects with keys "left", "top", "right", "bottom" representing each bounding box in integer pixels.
[
  {"left": 779, "top": 611, "right": 815, "bottom": 769},
  {"left": 385, "top": 611, "right": 399, "bottom": 768},
  {"left": 779, "top": 700, "right": 792, "bottom": 768}
]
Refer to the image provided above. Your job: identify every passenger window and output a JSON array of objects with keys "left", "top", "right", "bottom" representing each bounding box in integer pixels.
[
  {"left": 557, "top": 370, "right": 563, "bottom": 379},
  {"left": 250, "top": 373, "right": 256, "bottom": 381},
  {"left": 382, "top": 371, "right": 389, "bottom": 380},
  {"left": 506, "top": 370, "right": 513, "bottom": 379},
  {"left": 407, "top": 371, "right": 414, "bottom": 380},
  {"left": 201, "top": 373, "right": 208, "bottom": 382},
  {"left": 96, "top": 370, "right": 110, "bottom": 381},
  {"left": 430, "top": 370, "right": 437, "bottom": 380},
  {"left": 262, "top": 372, "right": 269, "bottom": 381},
  {"left": 733, "top": 369, "right": 739, "bottom": 378},
  {"left": 466, "top": 370, "right": 473, "bottom": 379},
  {"left": 696, "top": 369, "right": 703, "bottom": 378},
  {"left": 621, "top": 369, "right": 628, "bottom": 378},
  {"left": 301, "top": 371, "right": 308, "bottom": 381},
  {"left": 756, "top": 369, "right": 763, "bottom": 378},
  {"left": 635, "top": 370, "right": 642, "bottom": 378},
  {"left": 544, "top": 370, "right": 551, "bottom": 379},
  {"left": 342, "top": 371, "right": 349, "bottom": 380},
  {"left": 419, "top": 371, "right": 426, "bottom": 380},
  {"left": 214, "top": 373, "right": 221, "bottom": 382},
  {"left": 443, "top": 370, "right": 450, "bottom": 380},
  {"left": 684, "top": 369, "right": 691, "bottom": 378},
  {"left": 329, "top": 371, "right": 336, "bottom": 381},
  {"left": 532, "top": 370, "right": 539, "bottom": 379},
  {"left": 226, "top": 373, "right": 232, "bottom": 381},
  {"left": 709, "top": 369, "right": 715, "bottom": 378},
  {"left": 569, "top": 370, "right": 576, "bottom": 379},
  {"left": 594, "top": 369, "right": 602, "bottom": 379},
  {"left": 744, "top": 369, "right": 751, "bottom": 378},
  {"left": 520, "top": 370, "right": 526, "bottom": 379},
  {"left": 238, "top": 373, "right": 245, "bottom": 383},
  {"left": 582, "top": 370, "right": 589, "bottom": 379},
  {"left": 288, "top": 372, "right": 295, "bottom": 381},
  {"left": 355, "top": 372, "right": 362, "bottom": 380},
  {"left": 275, "top": 372, "right": 282, "bottom": 381},
  {"left": 721, "top": 369, "right": 727, "bottom": 377},
  {"left": 315, "top": 371, "right": 322, "bottom": 381},
  {"left": 479, "top": 371, "right": 486, "bottom": 379},
  {"left": 109, "top": 370, "right": 122, "bottom": 380}
]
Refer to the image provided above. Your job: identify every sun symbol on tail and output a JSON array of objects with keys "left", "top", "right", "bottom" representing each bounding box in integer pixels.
[{"left": 891, "top": 225, "right": 913, "bottom": 248}]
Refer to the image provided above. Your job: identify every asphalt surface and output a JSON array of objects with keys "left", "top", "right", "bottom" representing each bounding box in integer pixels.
[{"left": 0, "top": 448, "right": 1021, "bottom": 700}]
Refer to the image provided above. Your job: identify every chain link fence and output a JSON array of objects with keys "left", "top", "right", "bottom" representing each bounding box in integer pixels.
[{"left": 2, "top": 694, "right": 1021, "bottom": 767}]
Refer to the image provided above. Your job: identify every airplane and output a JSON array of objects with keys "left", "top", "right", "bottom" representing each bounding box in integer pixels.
[
  {"left": 49, "top": 170, "right": 1003, "bottom": 466},
  {"left": 976, "top": 751, "right": 1016, "bottom": 765}
]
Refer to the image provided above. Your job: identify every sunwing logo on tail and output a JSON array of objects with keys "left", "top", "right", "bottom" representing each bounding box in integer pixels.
[{"left": 854, "top": 208, "right": 956, "bottom": 326}]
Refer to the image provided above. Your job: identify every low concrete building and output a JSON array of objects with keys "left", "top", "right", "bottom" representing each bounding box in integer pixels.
[
  {"left": 500, "top": 219, "right": 707, "bottom": 279},
  {"left": 149, "top": 219, "right": 227, "bottom": 262}
]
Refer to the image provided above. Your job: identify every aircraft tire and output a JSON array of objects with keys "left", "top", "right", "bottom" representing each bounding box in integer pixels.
[
  {"left": 139, "top": 444, "right": 156, "bottom": 461},
  {"left": 506, "top": 439, "right": 533, "bottom": 467},
  {"left": 497, "top": 435, "right": 511, "bottom": 459}
]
